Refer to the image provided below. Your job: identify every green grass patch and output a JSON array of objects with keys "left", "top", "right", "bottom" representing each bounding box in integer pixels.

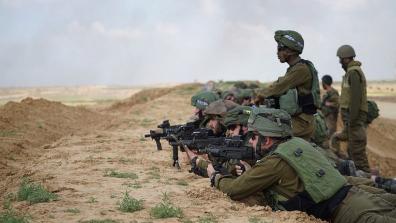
[
  {"left": 65, "top": 208, "right": 80, "bottom": 214},
  {"left": 248, "top": 217, "right": 273, "bottom": 223},
  {"left": 0, "top": 130, "right": 17, "bottom": 137},
  {"left": 123, "top": 181, "right": 142, "bottom": 189},
  {"left": 118, "top": 191, "right": 144, "bottom": 213},
  {"left": 198, "top": 213, "right": 218, "bottom": 223},
  {"left": 104, "top": 170, "right": 138, "bottom": 179},
  {"left": 118, "top": 158, "right": 133, "bottom": 164},
  {"left": 79, "top": 220, "right": 119, "bottom": 223},
  {"left": 0, "top": 203, "right": 30, "bottom": 223},
  {"left": 147, "top": 171, "right": 160, "bottom": 179},
  {"left": 87, "top": 197, "right": 98, "bottom": 203},
  {"left": 150, "top": 193, "right": 183, "bottom": 219},
  {"left": 17, "top": 179, "right": 58, "bottom": 204},
  {"left": 140, "top": 118, "right": 155, "bottom": 127},
  {"left": 176, "top": 179, "right": 188, "bottom": 186}
]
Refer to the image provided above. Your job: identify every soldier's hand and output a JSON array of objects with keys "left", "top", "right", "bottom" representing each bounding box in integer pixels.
[
  {"left": 207, "top": 163, "right": 215, "bottom": 178},
  {"left": 236, "top": 161, "right": 251, "bottom": 176}
]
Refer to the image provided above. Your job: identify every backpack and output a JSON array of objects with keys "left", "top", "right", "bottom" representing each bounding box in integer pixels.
[
  {"left": 367, "top": 100, "right": 379, "bottom": 124},
  {"left": 312, "top": 112, "right": 328, "bottom": 145}
]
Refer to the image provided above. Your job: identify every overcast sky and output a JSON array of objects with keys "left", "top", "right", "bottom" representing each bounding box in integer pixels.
[{"left": 1, "top": 0, "right": 396, "bottom": 87}]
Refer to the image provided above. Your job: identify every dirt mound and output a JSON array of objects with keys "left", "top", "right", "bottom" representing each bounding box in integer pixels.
[
  {"left": 367, "top": 117, "right": 396, "bottom": 177},
  {"left": 108, "top": 83, "right": 201, "bottom": 111},
  {"left": 0, "top": 97, "right": 108, "bottom": 185}
]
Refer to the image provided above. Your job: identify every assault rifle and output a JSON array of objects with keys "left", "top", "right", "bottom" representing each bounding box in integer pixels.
[
  {"left": 145, "top": 119, "right": 213, "bottom": 169},
  {"left": 200, "top": 136, "right": 255, "bottom": 163},
  {"left": 199, "top": 136, "right": 256, "bottom": 186}
]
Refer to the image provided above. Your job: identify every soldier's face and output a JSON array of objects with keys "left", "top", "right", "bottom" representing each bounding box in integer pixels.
[
  {"left": 208, "top": 118, "right": 222, "bottom": 134},
  {"left": 339, "top": 57, "right": 352, "bottom": 70},
  {"left": 228, "top": 124, "right": 241, "bottom": 137},
  {"left": 277, "top": 47, "right": 288, "bottom": 63}
]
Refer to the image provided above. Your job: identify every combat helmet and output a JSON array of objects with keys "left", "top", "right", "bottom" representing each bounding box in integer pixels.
[
  {"left": 191, "top": 91, "right": 220, "bottom": 110},
  {"left": 248, "top": 107, "right": 293, "bottom": 138},
  {"left": 274, "top": 30, "right": 304, "bottom": 54},
  {"left": 204, "top": 99, "right": 239, "bottom": 117},
  {"left": 224, "top": 106, "right": 252, "bottom": 128},
  {"left": 336, "top": 45, "right": 356, "bottom": 58}
]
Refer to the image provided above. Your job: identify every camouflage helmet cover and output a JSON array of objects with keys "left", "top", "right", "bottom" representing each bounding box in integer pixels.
[
  {"left": 336, "top": 45, "right": 356, "bottom": 58},
  {"left": 224, "top": 106, "right": 252, "bottom": 127},
  {"left": 237, "top": 88, "right": 254, "bottom": 99},
  {"left": 191, "top": 91, "right": 220, "bottom": 110},
  {"left": 204, "top": 99, "right": 239, "bottom": 116},
  {"left": 274, "top": 30, "right": 304, "bottom": 54},
  {"left": 248, "top": 107, "right": 293, "bottom": 138}
]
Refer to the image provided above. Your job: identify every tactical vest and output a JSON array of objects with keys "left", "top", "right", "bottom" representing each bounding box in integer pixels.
[
  {"left": 273, "top": 137, "right": 346, "bottom": 203},
  {"left": 339, "top": 62, "right": 368, "bottom": 112},
  {"left": 279, "top": 60, "right": 320, "bottom": 115}
]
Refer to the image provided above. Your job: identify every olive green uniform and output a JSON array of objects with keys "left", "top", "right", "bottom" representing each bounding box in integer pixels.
[
  {"left": 214, "top": 138, "right": 396, "bottom": 222},
  {"left": 257, "top": 60, "right": 315, "bottom": 141},
  {"left": 331, "top": 61, "right": 370, "bottom": 172},
  {"left": 321, "top": 87, "right": 339, "bottom": 137}
]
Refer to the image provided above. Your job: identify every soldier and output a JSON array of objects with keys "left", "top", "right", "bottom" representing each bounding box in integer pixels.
[
  {"left": 256, "top": 30, "right": 320, "bottom": 141},
  {"left": 321, "top": 75, "right": 339, "bottom": 138},
  {"left": 190, "top": 91, "right": 220, "bottom": 127},
  {"left": 331, "top": 45, "right": 370, "bottom": 172},
  {"left": 185, "top": 99, "right": 238, "bottom": 177},
  {"left": 207, "top": 108, "right": 396, "bottom": 222}
]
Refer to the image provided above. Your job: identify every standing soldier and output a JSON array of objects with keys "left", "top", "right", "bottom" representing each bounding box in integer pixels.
[
  {"left": 321, "top": 75, "right": 339, "bottom": 137},
  {"left": 256, "top": 30, "right": 320, "bottom": 141},
  {"left": 331, "top": 45, "right": 370, "bottom": 172}
]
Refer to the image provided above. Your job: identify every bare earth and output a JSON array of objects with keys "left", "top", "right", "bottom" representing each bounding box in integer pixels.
[{"left": 0, "top": 83, "right": 395, "bottom": 223}]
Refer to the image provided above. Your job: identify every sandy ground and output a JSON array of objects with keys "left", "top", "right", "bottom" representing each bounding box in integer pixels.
[{"left": 0, "top": 83, "right": 395, "bottom": 223}]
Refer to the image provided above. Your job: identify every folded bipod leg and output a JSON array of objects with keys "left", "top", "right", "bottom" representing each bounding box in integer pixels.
[{"left": 172, "top": 145, "right": 181, "bottom": 169}]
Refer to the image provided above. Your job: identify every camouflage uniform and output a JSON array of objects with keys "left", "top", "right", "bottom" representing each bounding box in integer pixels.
[
  {"left": 212, "top": 108, "right": 396, "bottom": 222},
  {"left": 321, "top": 87, "right": 339, "bottom": 137},
  {"left": 257, "top": 62, "right": 316, "bottom": 141},
  {"left": 257, "top": 30, "right": 319, "bottom": 141},
  {"left": 331, "top": 60, "right": 370, "bottom": 172}
]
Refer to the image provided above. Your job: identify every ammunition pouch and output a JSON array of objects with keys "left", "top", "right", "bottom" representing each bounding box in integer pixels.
[{"left": 279, "top": 89, "right": 301, "bottom": 115}]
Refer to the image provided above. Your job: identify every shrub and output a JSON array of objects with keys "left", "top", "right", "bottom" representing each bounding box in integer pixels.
[
  {"left": 118, "top": 191, "right": 144, "bottom": 213},
  {"left": 17, "top": 179, "right": 58, "bottom": 204}
]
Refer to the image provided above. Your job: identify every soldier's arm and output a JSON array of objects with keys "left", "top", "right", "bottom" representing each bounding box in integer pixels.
[
  {"left": 257, "top": 64, "right": 311, "bottom": 97},
  {"left": 325, "top": 90, "right": 339, "bottom": 108},
  {"left": 214, "top": 157, "right": 284, "bottom": 200},
  {"left": 349, "top": 71, "right": 362, "bottom": 124}
]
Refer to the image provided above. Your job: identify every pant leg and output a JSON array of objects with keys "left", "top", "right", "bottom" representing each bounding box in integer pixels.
[
  {"left": 325, "top": 112, "right": 338, "bottom": 138},
  {"left": 348, "top": 112, "right": 370, "bottom": 172},
  {"left": 331, "top": 109, "right": 349, "bottom": 158},
  {"left": 332, "top": 187, "right": 396, "bottom": 223}
]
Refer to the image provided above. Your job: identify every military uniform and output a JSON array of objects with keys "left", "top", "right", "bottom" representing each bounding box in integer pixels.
[
  {"left": 257, "top": 30, "right": 320, "bottom": 141},
  {"left": 258, "top": 61, "right": 316, "bottom": 141},
  {"left": 211, "top": 107, "right": 396, "bottom": 222},
  {"left": 331, "top": 60, "right": 370, "bottom": 172},
  {"left": 321, "top": 87, "right": 339, "bottom": 137},
  {"left": 214, "top": 137, "right": 396, "bottom": 222}
]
